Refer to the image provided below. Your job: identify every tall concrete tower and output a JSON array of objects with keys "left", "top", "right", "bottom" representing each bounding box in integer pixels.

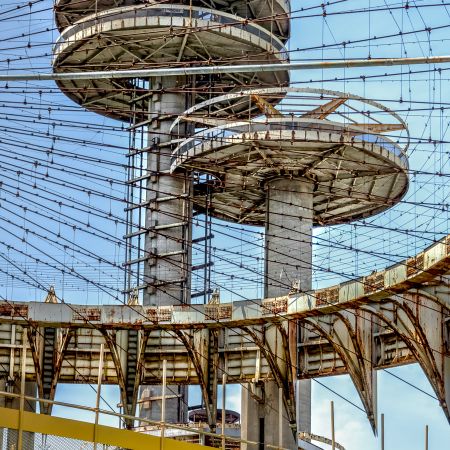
[
  {"left": 52, "top": 1, "right": 409, "bottom": 448},
  {"left": 53, "top": 0, "right": 290, "bottom": 434},
  {"left": 171, "top": 87, "right": 409, "bottom": 447}
]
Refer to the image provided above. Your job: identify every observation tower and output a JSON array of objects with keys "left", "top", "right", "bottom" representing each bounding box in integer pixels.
[
  {"left": 170, "top": 87, "right": 409, "bottom": 447},
  {"left": 52, "top": 1, "right": 409, "bottom": 449}
]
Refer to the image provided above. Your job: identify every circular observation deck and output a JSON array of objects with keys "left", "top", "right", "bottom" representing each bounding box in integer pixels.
[
  {"left": 53, "top": 5, "right": 289, "bottom": 121},
  {"left": 171, "top": 88, "right": 410, "bottom": 226},
  {"left": 54, "top": 0, "right": 290, "bottom": 41}
]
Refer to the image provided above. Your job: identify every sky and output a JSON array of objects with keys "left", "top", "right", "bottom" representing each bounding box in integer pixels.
[{"left": 0, "top": 0, "right": 450, "bottom": 449}]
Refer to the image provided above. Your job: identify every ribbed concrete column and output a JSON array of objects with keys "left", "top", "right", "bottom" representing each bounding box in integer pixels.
[
  {"left": 143, "top": 76, "right": 192, "bottom": 308},
  {"left": 141, "top": 77, "right": 192, "bottom": 424},
  {"left": 242, "top": 178, "right": 313, "bottom": 449}
]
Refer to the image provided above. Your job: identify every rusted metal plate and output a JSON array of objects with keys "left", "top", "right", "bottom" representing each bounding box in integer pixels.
[
  {"left": 204, "top": 305, "right": 232, "bottom": 321},
  {"left": 0, "top": 304, "right": 28, "bottom": 318},
  {"left": 364, "top": 272, "right": 385, "bottom": 294},
  {"left": 315, "top": 287, "right": 339, "bottom": 306},
  {"left": 145, "top": 306, "right": 173, "bottom": 323},
  {"left": 72, "top": 307, "right": 101, "bottom": 322},
  {"left": 262, "top": 298, "right": 287, "bottom": 315}
]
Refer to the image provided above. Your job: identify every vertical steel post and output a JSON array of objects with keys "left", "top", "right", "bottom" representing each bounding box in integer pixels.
[
  {"left": 381, "top": 414, "right": 385, "bottom": 450},
  {"left": 278, "top": 387, "right": 283, "bottom": 448},
  {"left": 17, "top": 332, "right": 27, "bottom": 450},
  {"left": 425, "top": 425, "right": 428, "bottom": 450},
  {"left": 331, "top": 401, "right": 335, "bottom": 450},
  {"left": 94, "top": 344, "right": 104, "bottom": 450},
  {"left": 221, "top": 374, "right": 227, "bottom": 450},
  {"left": 160, "top": 359, "right": 167, "bottom": 448}
]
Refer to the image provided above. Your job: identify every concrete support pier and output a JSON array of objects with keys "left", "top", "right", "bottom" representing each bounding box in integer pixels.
[
  {"left": 264, "top": 178, "right": 313, "bottom": 296},
  {"left": 143, "top": 76, "right": 192, "bottom": 308},
  {"left": 142, "top": 77, "right": 192, "bottom": 423},
  {"left": 242, "top": 178, "right": 313, "bottom": 449}
]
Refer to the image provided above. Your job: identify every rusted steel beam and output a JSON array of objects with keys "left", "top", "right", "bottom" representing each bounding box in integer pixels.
[
  {"left": 304, "top": 310, "right": 378, "bottom": 434},
  {"left": 301, "top": 97, "right": 347, "bottom": 120},
  {"left": 362, "top": 293, "right": 450, "bottom": 424},
  {"left": 0, "top": 235, "right": 449, "bottom": 332},
  {"left": 243, "top": 325, "right": 297, "bottom": 434},
  {"left": 175, "top": 329, "right": 218, "bottom": 432},
  {"left": 27, "top": 327, "right": 73, "bottom": 415}
]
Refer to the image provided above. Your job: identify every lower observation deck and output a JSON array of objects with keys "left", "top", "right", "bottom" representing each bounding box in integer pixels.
[
  {"left": 53, "top": 5, "right": 289, "bottom": 120},
  {"left": 0, "top": 235, "right": 449, "bottom": 429},
  {"left": 171, "top": 117, "right": 408, "bottom": 225}
]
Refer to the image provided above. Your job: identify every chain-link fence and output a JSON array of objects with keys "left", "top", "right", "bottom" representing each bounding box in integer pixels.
[{"left": 0, "top": 428, "right": 130, "bottom": 450}]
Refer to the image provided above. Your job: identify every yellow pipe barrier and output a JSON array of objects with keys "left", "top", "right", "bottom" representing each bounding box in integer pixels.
[{"left": 0, "top": 406, "right": 214, "bottom": 450}]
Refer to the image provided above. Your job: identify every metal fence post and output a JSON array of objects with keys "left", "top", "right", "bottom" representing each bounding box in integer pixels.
[
  {"left": 221, "top": 374, "right": 227, "bottom": 450},
  {"left": 160, "top": 359, "right": 167, "bottom": 450},
  {"left": 94, "top": 344, "right": 104, "bottom": 450},
  {"left": 331, "top": 401, "right": 335, "bottom": 450},
  {"left": 17, "top": 331, "right": 27, "bottom": 450},
  {"left": 278, "top": 387, "right": 283, "bottom": 448}
]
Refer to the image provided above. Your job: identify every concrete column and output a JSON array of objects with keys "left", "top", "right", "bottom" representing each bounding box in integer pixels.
[
  {"left": 264, "top": 178, "right": 313, "bottom": 298},
  {"left": 141, "top": 77, "right": 192, "bottom": 424},
  {"left": 143, "top": 76, "right": 192, "bottom": 307},
  {"left": 266, "top": 177, "right": 313, "bottom": 436},
  {"left": 242, "top": 178, "right": 313, "bottom": 449}
]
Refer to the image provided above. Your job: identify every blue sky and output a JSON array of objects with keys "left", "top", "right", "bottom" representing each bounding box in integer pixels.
[{"left": 0, "top": 1, "right": 450, "bottom": 449}]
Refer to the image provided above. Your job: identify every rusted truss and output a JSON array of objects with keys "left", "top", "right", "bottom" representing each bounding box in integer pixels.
[
  {"left": 302, "top": 309, "right": 377, "bottom": 433},
  {"left": 101, "top": 329, "right": 150, "bottom": 428}
]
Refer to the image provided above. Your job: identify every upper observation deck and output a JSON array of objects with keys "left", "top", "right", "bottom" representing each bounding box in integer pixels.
[
  {"left": 53, "top": 5, "right": 289, "bottom": 120},
  {"left": 54, "top": 0, "right": 291, "bottom": 41}
]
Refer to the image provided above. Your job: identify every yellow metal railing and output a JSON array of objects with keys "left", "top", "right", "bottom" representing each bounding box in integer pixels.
[
  {"left": 0, "top": 400, "right": 215, "bottom": 449},
  {"left": 0, "top": 390, "right": 225, "bottom": 450}
]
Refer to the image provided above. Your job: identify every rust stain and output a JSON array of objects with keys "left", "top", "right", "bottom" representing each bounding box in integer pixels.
[
  {"left": 204, "top": 304, "right": 232, "bottom": 320},
  {"left": 406, "top": 253, "right": 424, "bottom": 277},
  {"left": 261, "top": 298, "right": 287, "bottom": 315},
  {"left": 315, "top": 287, "right": 339, "bottom": 306},
  {"left": 0, "top": 304, "right": 28, "bottom": 318},
  {"left": 72, "top": 307, "right": 101, "bottom": 322},
  {"left": 145, "top": 306, "right": 173, "bottom": 323},
  {"left": 364, "top": 272, "right": 384, "bottom": 294}
]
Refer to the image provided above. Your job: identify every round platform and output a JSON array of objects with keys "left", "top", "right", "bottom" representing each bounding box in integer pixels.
[
  {"left": 53, "top": 5, "right": 289, "bottom": 121},
  {"left": 54, "top": 0, "right": 290, "bottom": 41},
  {"left": 171, "top": 87, "right": 409, "bottom": 131},
  {"left": 171, "top": 89, "right": 410, "bottom": 226}
]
